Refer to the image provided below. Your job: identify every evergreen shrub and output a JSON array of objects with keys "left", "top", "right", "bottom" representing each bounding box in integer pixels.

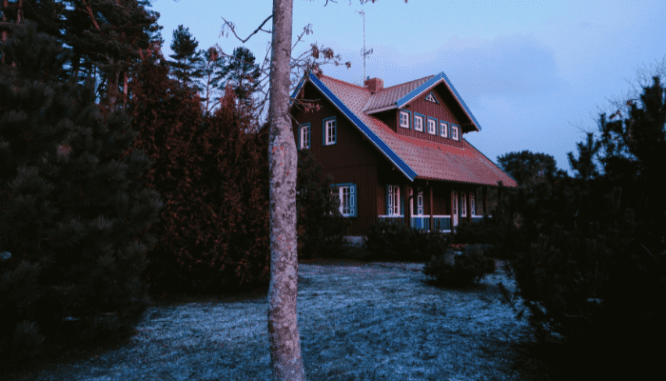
[
  {"left": 0, "top": 22, "right": 162, "bottom": 363},
  {"left": 129, "top": 57, "right": 270, "bottom": 295},
  {"left": 296, "top": 150, "right": 350, "bottom": 260},
  {"left": 423, "top": 244, "right": 487, "bottom": 286},
  {"left": 365, "top": 221, "right": 449, "bottom": 262}
]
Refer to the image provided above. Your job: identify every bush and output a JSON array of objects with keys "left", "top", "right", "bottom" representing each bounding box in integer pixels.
[
  {"left": 296, "top": 150, "right": 350, "bottom": 260},
  {"left": 484, "top": 256, "right": 496, "bottom": 273},
  {"left": 365, "top": 221, "right": 449, "bottom": 262},
  {"left": 423, "top": 244, "right": 487, "bottom": 287},
  {"left": 0, "top": 23, "right": 160, "bottom": 363},
  {"left": 130, "top": 58, "right": 270, "bottom": 295}
]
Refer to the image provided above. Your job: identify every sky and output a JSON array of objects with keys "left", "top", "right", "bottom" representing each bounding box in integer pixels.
[{"left": 148, "top": 0, "right": 666, "bottom": 172}]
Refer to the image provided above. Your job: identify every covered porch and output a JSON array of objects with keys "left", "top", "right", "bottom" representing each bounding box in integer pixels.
[{"left": 376, "top": 180, "right": 498, "bottom": 233}]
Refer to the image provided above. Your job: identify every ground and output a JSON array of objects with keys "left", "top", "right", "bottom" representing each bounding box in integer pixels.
[{"left": 5, "top": 259, "right": 579, "bottom": 381}]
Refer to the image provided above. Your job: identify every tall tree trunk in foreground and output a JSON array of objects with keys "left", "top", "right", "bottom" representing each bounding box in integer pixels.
[{"left": 267, "top": 0, "right": 306, "bottom": 380}]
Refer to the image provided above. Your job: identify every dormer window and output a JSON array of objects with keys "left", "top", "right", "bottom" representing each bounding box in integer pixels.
[
  {"left": 414, "top": 114, "right": 424, "bottom": 132},
  {"left": 427, "top": 118, "right": 437, "bottom": 135},
  {"left": 451, "top": 125, "right": 459, "bottom": 141},
  {"left": 425, "top": 92, "right": 438, "bottom": 104},
  {"left": 399, "top": 111, "right": 410, "bottom": 129},
  {"left": 440, "top": 121, "right": 448, "bottom": 138}
]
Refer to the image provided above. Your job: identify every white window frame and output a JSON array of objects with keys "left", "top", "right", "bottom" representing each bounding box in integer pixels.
[
  {"left": 414, "top": 115, "right": 423, "bottom": 132},
  {"left": 387, "top": 184, "right": 401, "bottom": 216},
  {"left": 427, "top": 119, "right": 437, "bottom": 135},
  {"left": 416, "top": 191, "right": 424, "bottom": 215},
  {"left": 461, "top": 192, "right": 467, "bottom": 217},
  {"left": 333, "top": 183, "right": 355, "bottom": 217},
  {"left": 299, "top": 124, "right": 310, "bottom": 149},
  {"left": 324, "top": 117, "right": 336, "bottom": 145},
  {"left": 440, "top": 121, "right": 448, "bottom": 138},
  {"left": 399, "top": 111, "right": 410, "bottom": 129},
  {"left": 470, "top": 192, "right": 475, "bottom": 216},
  {"left": 451, "top": 125, "right": 459, "bottom": 141}
]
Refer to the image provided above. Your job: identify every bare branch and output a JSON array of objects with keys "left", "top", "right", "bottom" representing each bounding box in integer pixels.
[{"left": 221, "top": 14, "right": 272, "bottom": 43}]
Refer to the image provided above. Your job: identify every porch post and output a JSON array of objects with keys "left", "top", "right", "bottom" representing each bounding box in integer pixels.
[
  {"left": 402, "top": 184, "right": 411, "bottom": 229},
  {"left": 429, "top": 184, "right": 434, "bottom": 232}
]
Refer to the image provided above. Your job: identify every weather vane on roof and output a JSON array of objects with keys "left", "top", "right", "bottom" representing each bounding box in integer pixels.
[{"left": 357, "top": 9, "right": 373, "bottom": 84}]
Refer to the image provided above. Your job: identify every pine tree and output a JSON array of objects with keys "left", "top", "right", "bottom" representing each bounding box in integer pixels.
[
  {"left": 199, "top": 44, "right": 227, "bottom": 115},
  {"left": 568, "top": 132, "right": 601, "bottom": 181},
  {"left": 222, "top": 46, "right": 261, "bottom": 114},
  {"left": 0, "top": 21, "right": 162, "bottom": 363},
  {"left": 168, "top": 24, "right": 203, "bottom": 89}
]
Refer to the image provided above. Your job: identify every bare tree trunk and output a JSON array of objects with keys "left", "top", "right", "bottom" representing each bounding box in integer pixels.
[{"left": 267, "top": 0, "right": 306, "bottom": 380}]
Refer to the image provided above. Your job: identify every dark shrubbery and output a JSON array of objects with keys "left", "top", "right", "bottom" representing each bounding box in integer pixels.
[
  {"left": 296, "top": 150, "right": 350, "bottom": 260},
  {"left": 484, "top": 255, "right": 496, "bottom": 273},
  {"left": 365, "top": 221, "right": 449, "bottom": 262},
  {"left": 508, "top": 76, "right": 666, "bottom": 377},
  {"left": 0, "top": 23, "right": 161, "bottom": 363},
  {"left": 423, "top": 244, "right": 488, "bottom": 287},
  {"left": 129, "top": 57, "right": 270, "bottom": 295}
]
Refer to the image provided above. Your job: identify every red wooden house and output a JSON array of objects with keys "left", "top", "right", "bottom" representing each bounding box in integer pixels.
[{"left": 290, "top": 72, "right": 517, "bottom": 236}]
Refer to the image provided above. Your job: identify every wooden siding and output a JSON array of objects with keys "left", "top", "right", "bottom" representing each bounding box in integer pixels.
[
  {"left": 291, "top": 82, "right": 382, "bottom": 235},
  {"left": 394, "top": 83, "right": 467, "bottom": 148}
]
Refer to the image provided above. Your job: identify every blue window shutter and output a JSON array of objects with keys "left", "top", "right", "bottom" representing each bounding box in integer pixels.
[
  {"left": 297, "top": 126, "right": 301, "bottom": 150},
  {"left": 350, "top": 184, "right": 357, "bottom": 217},
  {"left": 322, "top": 120, "right": 326, "bottom": 146},
  {"left": 333, "top": 119, "right": 337, "bottom": 144},
  {"left": 400, "top": 189, "right": 404, "bottom": 216}
]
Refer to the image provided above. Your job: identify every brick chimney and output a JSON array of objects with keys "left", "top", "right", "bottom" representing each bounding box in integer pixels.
[{"left": 364, "top": 77, "right": 384, "bottom": 93}]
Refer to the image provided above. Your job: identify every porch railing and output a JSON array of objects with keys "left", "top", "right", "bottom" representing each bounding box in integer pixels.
[
  {"left": 410, "top": 216, "right": 430, "bottom": 230},
  {"left": 433, "top": 215, "right": 452, "bottom": 232},
  {"left": 377, "top": 215, "right": 452, "bottom": 233}
]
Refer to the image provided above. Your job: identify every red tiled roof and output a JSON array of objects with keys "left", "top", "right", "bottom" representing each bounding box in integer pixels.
[
  {"left": 318, "top": 75, "right": 517, "bottom": 187},
  {"left": 363, "top": 75, "right": 433, "bottom": 112}
]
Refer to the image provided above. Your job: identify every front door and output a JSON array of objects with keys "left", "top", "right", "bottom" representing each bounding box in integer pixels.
[{"left": 452, "top": 190, "right": 459, "bottom": 228}]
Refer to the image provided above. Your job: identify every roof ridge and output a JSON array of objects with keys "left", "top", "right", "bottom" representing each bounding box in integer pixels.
[
  {"left": 378, "top": 75, "right": 435, "bottom": 92},
  {"left": 319, "top": 74, "right": 368, "bottom": 90}
]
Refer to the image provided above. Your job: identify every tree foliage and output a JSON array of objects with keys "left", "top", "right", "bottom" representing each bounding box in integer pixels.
[
  {"left": 0, "top": 21, "right": 162, "bottom": 364},
  {"left": 497, "top": 150, "right": 560, "bottom": 186},
  {"left": 128, "top": 52, "right": 270, "bottom": 294},
  {"left": 510, "top": 75, "right": 666, "bottom": 378}
]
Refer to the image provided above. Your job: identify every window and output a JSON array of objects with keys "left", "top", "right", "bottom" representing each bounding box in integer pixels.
[
  {"left": 461, "top": 192, "right": 467, "bottom": 217},
  {"left": 427, "top": 118, "right": 437, "bottom": 135},
  {"left": 451, "top": 125, "right": 459, "bottom": 141},
  {"left": 333, "top": 183, "right": 356, "bottom": 217},
  {"left": 299, "top": 123, "right": 310, "bottom": 149},
  {"left": 399, "top": 111, "right": 410, "bottom": 129},
  {"left": 452, "top": 191, "right": 458, "bottom": 215},
  {"left": 440, "top": 121, "right": 448, "bottom": 138},
  {"left": 387, "top": 184, "right": 401, "bottom": 216},
  {"left": 414, "top": 115, "right": 424, "bottom": 132},
  {"left": 425, "top": 92, "right": 438, "bottom": 103},
  {"left": 323, "top": 117, "right": 336, "bottom": 145},
  {"left": 470, "top": 193, "right": 475, "bottom": 216},
  {"left": 416, "top": 191, "right": 424, "bottom": 215}
]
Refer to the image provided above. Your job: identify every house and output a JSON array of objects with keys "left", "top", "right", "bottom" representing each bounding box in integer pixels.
[{"left": 290, "top": 71, "right": 517, "bottom": 236}]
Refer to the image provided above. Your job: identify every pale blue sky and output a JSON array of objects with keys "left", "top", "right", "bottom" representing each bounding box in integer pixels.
[{"left": 149, "top": 0, "right": 666, "bottom": 172}]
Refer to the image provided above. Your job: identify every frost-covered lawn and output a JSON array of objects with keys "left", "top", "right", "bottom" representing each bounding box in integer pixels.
[{"left": 6, "top": 259, "right": 576, "bottom": 381}]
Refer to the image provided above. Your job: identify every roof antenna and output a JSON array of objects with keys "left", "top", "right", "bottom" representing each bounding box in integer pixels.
[{"left": 357, "top": 9, "right": 373, "bottom": 85}]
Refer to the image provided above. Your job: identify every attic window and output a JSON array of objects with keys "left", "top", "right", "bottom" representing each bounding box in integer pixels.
[
  {"left": 427, "top": 118, "right": 437, "bottom": 135},
  {"left": 451, "top": 125, "right": 459, "bottom": 141},
  {"left": 425, "top": 92, "right": 438, "bottom": 104},
  {"left": 414, "top": 115, "right": 424, "bottom": 132},
  {"left": 399, "top": 111, "right": 410, "bottom": 128}
]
